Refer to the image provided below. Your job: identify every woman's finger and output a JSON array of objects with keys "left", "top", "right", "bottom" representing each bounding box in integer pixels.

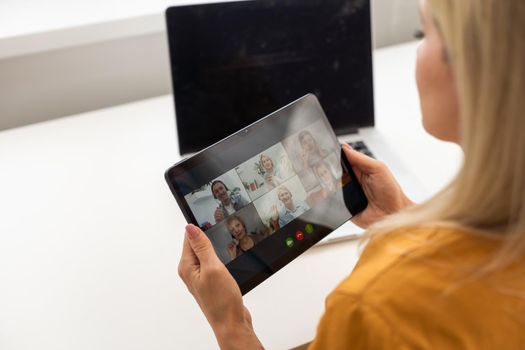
[
  {"left": 178, "top": 233, "right": 199, "bottom": 280},
  {"left": 185, "top": 224, "right": 217, "bottom": 267},
  {"left": 181, "top": 233, "right": 198, "bottom": 264}
]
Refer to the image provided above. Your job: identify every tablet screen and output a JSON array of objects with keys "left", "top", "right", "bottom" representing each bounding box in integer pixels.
[{"left": 165, "top": 94, "right": 367, "bottom": 294}]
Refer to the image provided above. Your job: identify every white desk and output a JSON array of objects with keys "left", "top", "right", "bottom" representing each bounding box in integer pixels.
[{"left": 0, "top": 42, "right": 462, "bottom": 350}]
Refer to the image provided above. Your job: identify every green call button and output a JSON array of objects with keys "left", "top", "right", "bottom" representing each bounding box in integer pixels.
[{"left": 305, "top": 224, "right": 314, "bottom": 234}]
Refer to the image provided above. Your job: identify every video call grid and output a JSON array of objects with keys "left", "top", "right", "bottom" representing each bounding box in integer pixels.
[{"left": 184, "top": 122, "right": 341, "bottom": 263}]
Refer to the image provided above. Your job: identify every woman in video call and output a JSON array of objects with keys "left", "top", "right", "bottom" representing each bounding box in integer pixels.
[
  {"left": 178, "top": 0, "right": 525, "bottom": 348},
  {"left": 259, "top": 153, "right": 284, "bottom": 189},
  {"left": 308, "top": 160, "right": 353, "bottom": 207},
  {"left": 298, "top": 130, "right": 328, "bottom": 170},
  {"left": 211, "top": 180, "right": 249, "bottom": 223},
  {"left": 225, "top": 215, "right": 265, "bottom": 260},
  {"left": 307, "top": 160, "right": 340, "bottom": 207},
  {"left": 315, "top": 160, "right": 337, "bottom": 196},
  {"left": 270, "top": 185, "right": 309, "bottom": 229}
]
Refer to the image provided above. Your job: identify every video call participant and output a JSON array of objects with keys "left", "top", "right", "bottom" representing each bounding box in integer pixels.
[
  {"left": 260, "top": 153, "right": 284, "bottom": 189},
  {"left": 314, "top": 160, "right": 338, "bottom": 195},
  {"left": 270, "top": 185, "right": 309, "bottom": 229},
  {"left": 307, "top": 160, "right": 339, "bottom": 206},
  {"left": 178, "top": 0, "right": 525, "bottom": 348},
  {"left": 298, "top": 130, "right": 328, "bottom": 170},
  {"left": 225, "top": 215, "right": 266, "bottom": 260},
  {"left": 211, "top": 180, "right": 249, "bottom": 223}
]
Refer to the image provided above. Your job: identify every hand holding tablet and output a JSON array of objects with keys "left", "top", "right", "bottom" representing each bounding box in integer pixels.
[{"left": 166, "top": 94, "right": 368, "bottom": 294}]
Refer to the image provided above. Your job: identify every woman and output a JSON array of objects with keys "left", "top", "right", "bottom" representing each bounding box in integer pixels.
[
  {"left": 177, "top": 0, "right": 525, "bottom": 348},
  {"left": 269, "top": 185, "right": 310, "bottom": 229},
  {"left": 307, "top": 160, "right": 340, "bottom": 206},
  {"left": 259, "top": 153, "right": 283, "bottom": 189},
  {"left": 225, "top": 215, "right": 264, "bottom": 260},
  {"left": 298, "top": 130, "right": 328, "bottom": 170}
]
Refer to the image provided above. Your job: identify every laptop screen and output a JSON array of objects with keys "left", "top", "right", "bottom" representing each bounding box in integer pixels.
[{"left": 166, "top": 0, "right": 374, "bottom": 155}]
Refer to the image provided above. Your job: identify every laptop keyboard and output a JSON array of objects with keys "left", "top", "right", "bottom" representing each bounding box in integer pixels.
[{"left": 347, "top": 140, "right": 375, "bottom": 158}]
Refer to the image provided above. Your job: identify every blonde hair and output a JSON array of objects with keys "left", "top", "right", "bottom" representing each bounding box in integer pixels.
[
  {"left": 370, "top": 1, "right": 525, "bottom": 272},
  {"left": 277, "top": 185, "right": 290, "bottom": 196},
  {"left": 259, "top": 154, "right": 274, "bottom": 170},
  {"left": 226, "top": 214, "right": 247, "bottom": 233}
]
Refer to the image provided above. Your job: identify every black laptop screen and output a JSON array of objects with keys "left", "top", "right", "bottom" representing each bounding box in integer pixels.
[{"left": 166, "top": 0, "right": 374, "bottom": 154}]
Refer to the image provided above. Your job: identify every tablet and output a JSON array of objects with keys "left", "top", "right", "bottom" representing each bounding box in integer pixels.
[{"left": 165, "top": 94, "right": 367, "bottom": 294}]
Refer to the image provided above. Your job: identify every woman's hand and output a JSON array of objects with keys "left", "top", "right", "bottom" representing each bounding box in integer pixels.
[
  {"left": 343, "top": 144, "right": 414, "bottom": 228},
  {"left": 266, "top": 174, "right": 276, "bottom": 187},
  {"left": 227, "top": 241, "right": 237, "bottom": 260},
  {"left": 178, "top": 224, "right": 263, "bottom": 349},
  {"left": 301, "top": 148, "right": 310, "bottom": 169}
]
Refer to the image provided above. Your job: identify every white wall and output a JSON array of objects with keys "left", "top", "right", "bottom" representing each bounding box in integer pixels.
[
  {"left": 372, "top": 0, "right": 419, "bottom": 48},
  {"left": 0, "top": 33, "right": 172, "bottom": 130},
  {"left": 0, "top": 0, "right": 419, "bottom": 131}
]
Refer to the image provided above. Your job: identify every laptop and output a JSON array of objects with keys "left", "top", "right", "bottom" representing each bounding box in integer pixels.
[{"left": 165, "top": 0, "right": 427, "bottom": 244}]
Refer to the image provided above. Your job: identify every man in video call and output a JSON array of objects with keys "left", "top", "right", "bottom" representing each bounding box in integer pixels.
[
  {"left": 212, "top": 180, "right": 249, "bottom": 223},
  {"left": 271, "top": 185, "right": 309, "bottom": 228}
]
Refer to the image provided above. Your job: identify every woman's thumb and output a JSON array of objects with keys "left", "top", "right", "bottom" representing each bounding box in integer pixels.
[
  {"left": 342, "top": 143, "right": 378, "bottom": 173},
  {"left": 186, "top": 224, "right": 216, "bottom": 265}
]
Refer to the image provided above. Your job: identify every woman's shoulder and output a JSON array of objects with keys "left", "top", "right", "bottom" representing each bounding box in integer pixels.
[
  {"left": 337, "top": 225, "right": 512, "bottom": 296},
  {"left": 315, "top": 225, "right": 525, "bottom": 349}
]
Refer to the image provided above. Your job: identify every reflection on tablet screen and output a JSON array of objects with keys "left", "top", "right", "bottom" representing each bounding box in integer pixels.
[{"left": 165, "top": 94, "right": 367, "bottom": 294}]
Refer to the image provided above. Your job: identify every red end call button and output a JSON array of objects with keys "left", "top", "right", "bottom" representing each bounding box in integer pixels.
[{"left": 295, "top": 231, "right": 304, "bottom": 241}]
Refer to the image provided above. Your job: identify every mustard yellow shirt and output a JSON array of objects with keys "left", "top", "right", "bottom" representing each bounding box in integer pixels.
[{"left": 309, "top": 227, "right": 525, "bottom": 349}]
